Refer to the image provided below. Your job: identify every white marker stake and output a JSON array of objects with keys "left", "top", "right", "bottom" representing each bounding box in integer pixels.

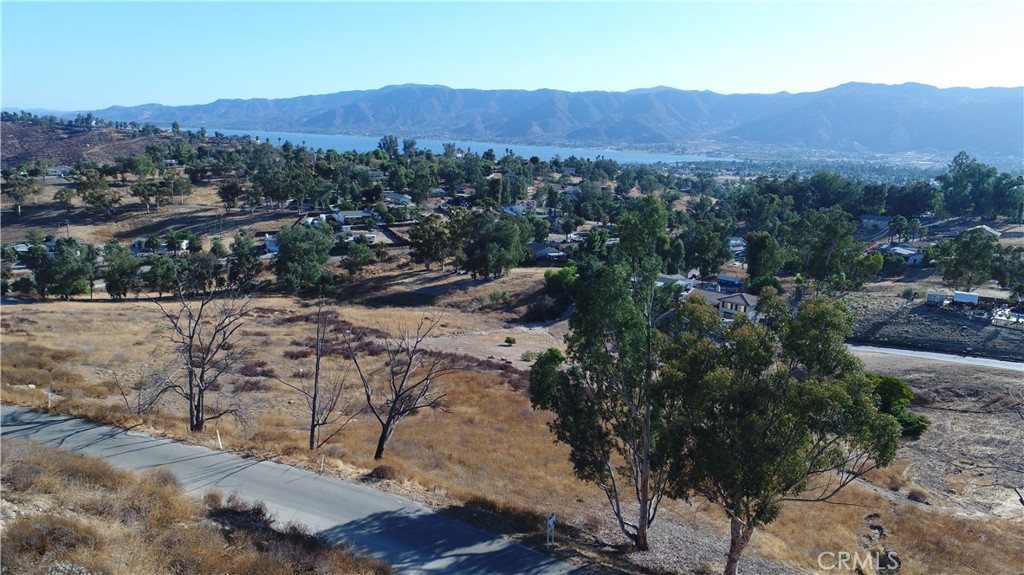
[
  {"left": 320, "top": 454, "right": 325, "bottom": 473},
  {"left": 546, "top": 513, "right": 556, "bottom": 547},
  {"left": 216, "top": 429, "right": 223, "bottom": 450}
]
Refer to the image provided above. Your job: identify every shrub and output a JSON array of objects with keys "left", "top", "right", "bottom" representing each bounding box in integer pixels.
[
  {"left": 747, "top": 275, "right": 784, "bottom": 296},
  {"left": 1, "top": 515, "right": 101, "bottom": 559},
  {"left": 867, "top": 373, "right": 930, "bottom": 436},
  {"left": 544, "top": 265, "right": 577, "bottom": 296},
  {"left": 239, "top": 360, "right": 276, "bottom": 378},
  {"left": 488, "top": 290, "right": 510, "bottom": 306},
  {"left": 523, "top": 294, "right": 567, "bottom": 322},
  {"left": 203, "top": 490, "right": 224, "bottom": 509},
  {"left": 368, "top": 465, "right": 398, "bottom": 481},
  {"left": 504, "top": 336, "right": 516, "bottom": 346},
  {"left": 235, "top": 378, "right": 271, "bottom": 393},
  {"left": 283, "top": 348, "right": 312, "bottom": 360},
  {"left": 520, "top": 351, "right": 538, "bottom": 362}
]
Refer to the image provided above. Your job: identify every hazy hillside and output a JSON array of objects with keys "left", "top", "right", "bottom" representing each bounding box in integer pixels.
[{"left": 16, "top": 83, "right": 1022, "bottom": 160}]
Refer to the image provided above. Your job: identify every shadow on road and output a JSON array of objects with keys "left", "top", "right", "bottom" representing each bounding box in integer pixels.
[{"left": 318, "top": 508, "right": 585, "bottom": 575}]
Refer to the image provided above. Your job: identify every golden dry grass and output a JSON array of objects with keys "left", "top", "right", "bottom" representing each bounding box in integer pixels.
[
  {"left": 758, "top": 480, "right": 1024, "bottom": 575},
  {"left": 3, "top": 290, "right": 1022, "bottom": 574},
  {"left": 0, "top": 439, "right": 393, "bottom": 575}
]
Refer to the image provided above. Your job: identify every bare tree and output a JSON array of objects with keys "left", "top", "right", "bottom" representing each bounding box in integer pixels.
[
  {"left": 277, "top": 300, "right": 359, "bottom": 450},
  {"left": 348, "top": 316, "right": 450, "bottom": 460},
  {"left": 151, "top": 277, "right": 251, "bottom": 432}
]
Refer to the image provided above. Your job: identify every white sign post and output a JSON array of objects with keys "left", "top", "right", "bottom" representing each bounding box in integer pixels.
[{"left": 546, "top": 512, "right": 556, "bottom": 547}]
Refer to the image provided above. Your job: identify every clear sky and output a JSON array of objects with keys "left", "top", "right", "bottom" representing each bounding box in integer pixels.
[{"left": 2, "top": 1, "right": 1022, "bottom": 111}]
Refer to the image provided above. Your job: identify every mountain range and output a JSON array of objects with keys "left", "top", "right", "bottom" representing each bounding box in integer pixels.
[{"left": 26, "top": 83, "right": 1024, "bottom": 160}]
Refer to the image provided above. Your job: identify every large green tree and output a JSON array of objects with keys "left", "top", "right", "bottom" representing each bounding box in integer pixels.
[
  {"left": 937, "top": 228, "right": 999, "bottom": 291},
  {"left": 664, "top": 294, "right": 901, "bottom": 575},
  {"left": 408, "top": 214, "right": 453, "bottom": 271},
  {"left": 227, "top": 229, "right": 262, "bottom": 290},
  {"left": 49, "top": 238, "right": 95, "bottom": 300},
  {"left": 3, "top": 176, "right": 43, "bottom": 217},
  {"left": 75, "top": 169, "right": 121, "bottom": 215},
  {"left": 992, "top": 245, "right": 1024, "bottom": 302},
  {"left": 462, "top": 213, "right": 528, "bottom": 279},
  {"left": 102, "top": 241, "right": 140, "bottom": 300},
  {"left": 529, "top": 197, "right": 676, "bottom": 551},
  {"left": 275, "top": 224, "right": 335, "bottom": 293}
]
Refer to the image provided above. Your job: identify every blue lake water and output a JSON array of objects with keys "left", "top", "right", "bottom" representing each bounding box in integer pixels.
[{"left": 205, "top": 128, "right": 736, "bottom": 165}]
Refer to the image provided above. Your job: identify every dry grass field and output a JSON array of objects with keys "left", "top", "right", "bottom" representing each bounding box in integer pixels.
[
  {"left": 0, "top": 439, "right": 392, "bottom": 575},
  {"left": 3, "top": 282, "right": 1022, "bottom": 574}
]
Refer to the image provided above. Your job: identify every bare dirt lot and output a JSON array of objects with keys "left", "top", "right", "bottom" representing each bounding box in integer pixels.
[{"left": 845, "top": 292, "right": 1024, "bottom": 362}]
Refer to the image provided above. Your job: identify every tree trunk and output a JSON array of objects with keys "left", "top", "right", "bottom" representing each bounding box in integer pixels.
[
  {"left": 636, "top": 408, "right": 652, "bottom": 551},
  {"left": 373, "top": 422, "right": 395, "bottom": 460},
  {"left": 723, "top": 517, "right": 755, "bottom": 575},
  {"left": 190, "top": 384, "right": 205, "bottom": 432}
]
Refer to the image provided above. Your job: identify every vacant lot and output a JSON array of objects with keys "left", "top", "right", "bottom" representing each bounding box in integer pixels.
[
  {"left": 844, "top": 291, "right": 1024, "bottom": 362},
  {"left": 3, "top": 276, "right": 1022, "bottom": 574}
]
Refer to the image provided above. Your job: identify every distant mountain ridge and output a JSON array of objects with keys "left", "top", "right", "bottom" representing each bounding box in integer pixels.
[{"left": 24, "top": 83, "right": 1024, "bottom": 159}]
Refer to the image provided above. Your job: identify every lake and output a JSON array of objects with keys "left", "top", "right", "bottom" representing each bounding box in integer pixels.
[{"left": 205, "top": 128, "right": 736, "bottom": 165}]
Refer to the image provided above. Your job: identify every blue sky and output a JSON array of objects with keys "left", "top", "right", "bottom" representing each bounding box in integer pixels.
[{"left": 2, "top": 1, "right": 1022, "bottom": 111}]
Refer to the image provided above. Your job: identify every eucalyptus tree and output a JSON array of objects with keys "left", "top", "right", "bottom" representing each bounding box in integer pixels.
[
  {"left": 663, "top": 293, "right": 901, "bottom": 575},
  {"left": 529, "top": 196, "right": 676, "bottom": 551}
]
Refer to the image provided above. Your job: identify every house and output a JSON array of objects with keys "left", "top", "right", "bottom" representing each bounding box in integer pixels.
[
  {"left": 45, "top": 166, "right": 73, "bottom": 178},
  {"left": 878, "top": 243, "right": 924, "bottom": 267},
  {"left": 718, "top": 293, "right": 760, "bottom": 321},
  {"left": 332, "top": 210, "right": 377, "bottom": 225},
  {"left": 655, "top": 274, "right": 694, "bottom": 290},
  {"left": 528, "top": 242, "right": 566, "bottom": 262},
  {"left": 728, "top": 236, "right": 746, "bottom": 259},
  {"left": 502, "top": 200, "right": 537, "bottom": 216},
  {"left": 384, "top": 191, "right": 414, "bottom": 206},
  {"left": 686, "top": 288, "right": 760, "bottom": 321},
  {"left": 964, "top": 225, "right": 1001, "bottom": 239}
]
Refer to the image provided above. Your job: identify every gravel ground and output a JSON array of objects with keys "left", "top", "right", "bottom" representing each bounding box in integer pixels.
[{"left": 843, "top": 292, "right": 1024, "bottom": 362}]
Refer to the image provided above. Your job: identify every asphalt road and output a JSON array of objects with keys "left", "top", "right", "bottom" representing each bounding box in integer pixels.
[
  {"left": 0, "top": 405, "right": 583, "bottom": 575},
  {"left": 847, "top": 343, "right": 1024, "bottom": 373}
]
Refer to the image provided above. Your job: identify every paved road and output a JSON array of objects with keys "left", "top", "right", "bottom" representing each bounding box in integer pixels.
[
  {"left": 0, "top": 405, "right": 582, "bottom": 575},
  {"left": 848, "top": 343, "right": 1024, "bottom": 373}
]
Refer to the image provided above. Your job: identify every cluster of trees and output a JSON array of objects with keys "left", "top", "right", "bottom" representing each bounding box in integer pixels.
[
  {"left": 409, "top": 209, "right": 542, "bottom": 279},
  {"left": 1, "top": 228, "right": 263, "bottom": 300},
  {"left": 1, "top": 110, "right": 162, "bottom": 135},
  {"left": 936, "top": 228, "right": 1024, "bottom": 297},
  {"left": 2, "top": 218, "right": 396, "bottom": 299},
  {"left": 529, "top": 197, "right": 905, "bottom": 575}
]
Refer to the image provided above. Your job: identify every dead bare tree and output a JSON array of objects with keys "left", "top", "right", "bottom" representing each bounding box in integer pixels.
[
  {"left": 348, "top": 315, "right": 450, "bottom": 460},
  {"left": 276, "top": 300, "right": 359, "bottom": 450},
  {"left": 150, "top": 273, "right": 251, "bottom": 432}
]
